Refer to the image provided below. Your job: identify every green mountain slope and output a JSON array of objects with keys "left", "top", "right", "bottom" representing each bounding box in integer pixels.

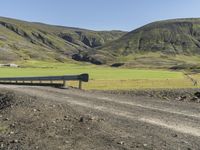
[
  {"left": 0, "top": 17, "right": 125, "bottom": 63},
  {"left": 91, "top": 18, "right": 200, "bottom": 68}
]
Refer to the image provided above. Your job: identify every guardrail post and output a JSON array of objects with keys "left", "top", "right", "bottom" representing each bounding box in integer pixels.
[
  {"left": 79, "top": 80, "right": 82, "bottom": 89},
  {"left": 62, "top": 80, "right": 68, "bottom": 89}
]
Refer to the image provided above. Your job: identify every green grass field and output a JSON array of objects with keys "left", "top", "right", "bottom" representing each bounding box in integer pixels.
[{"left": 0, "top": 61, "right": 198, "bottom": 90}]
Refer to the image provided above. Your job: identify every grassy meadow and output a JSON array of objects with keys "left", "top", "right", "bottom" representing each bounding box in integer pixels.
[{"left": 0, "top": 60, "right": 198, "bottom": 90}]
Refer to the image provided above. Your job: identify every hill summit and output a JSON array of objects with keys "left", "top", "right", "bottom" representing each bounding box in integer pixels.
[{"left": 86, "top": 18, "right": 200, "bottom": 68}]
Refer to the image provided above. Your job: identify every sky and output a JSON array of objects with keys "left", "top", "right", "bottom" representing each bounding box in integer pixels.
[{"left": 0, "top": 0, "right": 200, "bottom": 31}]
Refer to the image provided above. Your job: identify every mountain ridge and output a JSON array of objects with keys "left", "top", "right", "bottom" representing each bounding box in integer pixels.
[
  {"left": 85, "top": 18, "right": 200, "bottom": 68},
  {"left": 0, "top": 16, "right": 126, "bottom": 63},
  {"left": 1, "top": 17, "right": 200, "bottom": 69}
]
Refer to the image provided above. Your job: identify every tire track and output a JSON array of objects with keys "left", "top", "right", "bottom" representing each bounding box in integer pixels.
[{"left": 66, "top": 99, "right": 200, "bottom": 137}]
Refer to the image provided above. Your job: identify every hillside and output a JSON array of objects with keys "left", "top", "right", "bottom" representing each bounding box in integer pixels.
[
  {"left": 90, "top": 18, "right": 200, "bottom": 69},
  {"left": 0, "top": 17, "right": 125, "bottom": 64},
  {"left": 2, "top": 17, "right": 200, "bottom": 69}
]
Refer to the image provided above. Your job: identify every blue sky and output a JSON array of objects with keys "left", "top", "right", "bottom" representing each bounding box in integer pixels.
[{"left": 0, "top": 0, "right": 200, "bottom": 31}]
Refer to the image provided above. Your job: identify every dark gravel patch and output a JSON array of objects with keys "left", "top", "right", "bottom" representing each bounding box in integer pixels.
[{"left": 0, "top": 92, "right": 14, "bottom": 110}]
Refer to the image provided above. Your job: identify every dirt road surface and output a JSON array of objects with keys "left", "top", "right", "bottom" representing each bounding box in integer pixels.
[{"left": 0, "top": 85, "right": 200, "bottom": 150}]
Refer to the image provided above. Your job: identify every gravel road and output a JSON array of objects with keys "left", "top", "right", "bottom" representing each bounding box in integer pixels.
[{"left": 0, "top": 85, "right": 200, "bottom": 150}]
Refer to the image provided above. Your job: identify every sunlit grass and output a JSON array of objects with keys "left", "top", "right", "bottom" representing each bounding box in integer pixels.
[{"left": 0, "top": 61, "right": 197, "bottom": 90}]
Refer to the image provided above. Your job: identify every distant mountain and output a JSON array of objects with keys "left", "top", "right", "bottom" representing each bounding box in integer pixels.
[
  {"left": 87, "top": 18, "right": 200, "bottom": 68},
  {"left": 0, "top": 17, "right": 126, "bottom": 63},
  {"left": 2, "top": 17, "right": 200, "bottom": 69}
]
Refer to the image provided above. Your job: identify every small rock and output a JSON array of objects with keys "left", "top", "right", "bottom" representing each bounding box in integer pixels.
[
  {"left": 33, "top": 109, "right": 37, "bottom": 112},
  {"left": 172, "top": 133, "right": 178, "bottom": 137},
  {"left": 143, "top": 144, "right": 148, "bottom": 147},
  {"left": 10, "top": 131, "right": 14, "bottom": 134},
  {"left": 88, "top": 117, "right": 95, "bottom": 121},
  {"left": 14, "top": 140, "right": 18, "bottom": 143},
  {"left": 79, "top": 117, "right": 84, "bottom": 123},
  {"left": 177, "top": 96, "right": 187, "bottom": 101},
  {"left": 11, "top": 139, "right": 18, "bottom": 143},
  {"left": 64, "top": 141, "right": 70, "bottom": 144},
  {"left": 194, "top": 92, "right": 200, "bottom": 98},
  {"left": 98, "top": 118, "right": 105, "bottom": 122},
  {"left": 117, "top": 141, "right": 125, "bottom": 145},
  {"left": 4, "top": 118, "right": 9, "bottom": 121},
  {"left": 135, "top": 145, "right": 140, "bottom": 148},
  {"left": 1, "top": 143, "right": 4, "bottom": 148},
  {"left": 190, "top": 97, "right": 198, "bottom": 102},
  {"left": 10, "top": 123, "right": 15, "bottom": 128}
]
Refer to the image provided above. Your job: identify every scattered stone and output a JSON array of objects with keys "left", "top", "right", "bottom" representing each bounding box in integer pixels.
[
  {"left": 143, "top": 143, "right": 148, "bottom": 147},
  {"left": 88, "top": 116, "right": 95, "bottom": 121},
  {"left": 163, "top": 96, "right": 170, "bottom": 100},
  {"left": 194, "top": 92, "right": 200, "bottom": 98},
  {"left": 11, "top": 139, "right": 18, "bottom": 143},
  {"left": 177, "top": 96, "right": 187, "bottom": 101},
  {"left": 10, "top": 123, "right": 16, "bottom": 128},
  {"left": 190, "top": 97, "right": 198, "bottom": 102},
  {"left": 64, "top": 141, "right": 70, "bottom": 144},
  {"left": 79, "top": 117, "right": 84, "bottom": 123},
  {"left": 135, "top": 145, "right": 140, "bottom": 148},
  {"left": 3, "top": 118, "right": 9, "bottom": 121},
  {"left": 172, "top": 133, "right": 178, "bottom": 137},
  {"left": 98, "top": 118, "right": 105, "bottom": 122},
  {"left": 10, "top": 131, "right": 14, "bottom": 135},
  {"left": 64, "top": 116, "right": 69, "bottom": 121},
  {"left": 117, "top": 141, "right": 125, "bottom": 145}
]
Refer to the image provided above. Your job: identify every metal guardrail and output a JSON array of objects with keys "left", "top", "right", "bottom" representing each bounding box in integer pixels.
[{"left": 0, "top": 74, "right": 89, "bottom": 89}]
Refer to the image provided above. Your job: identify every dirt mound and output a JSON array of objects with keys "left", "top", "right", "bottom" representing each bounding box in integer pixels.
[{"left": 0, "top": 92, "right": 14, "bottom": 110}]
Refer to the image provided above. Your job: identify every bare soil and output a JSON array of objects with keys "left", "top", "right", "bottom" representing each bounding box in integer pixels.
[{"left": 0, "top": 85, "right": 200, "bottom": 150}]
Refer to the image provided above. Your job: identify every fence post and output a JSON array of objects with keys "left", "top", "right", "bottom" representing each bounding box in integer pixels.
[
  {"left": 79, "top": 80, "right": 82, "bottom": 89},
  {"left": 62, "top": 80, "right": 68, "bottom": 88}
]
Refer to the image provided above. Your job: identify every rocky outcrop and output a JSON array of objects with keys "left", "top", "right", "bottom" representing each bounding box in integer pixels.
[{"left": 72, "top": 54, "right": 103, "bottom": 65}]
